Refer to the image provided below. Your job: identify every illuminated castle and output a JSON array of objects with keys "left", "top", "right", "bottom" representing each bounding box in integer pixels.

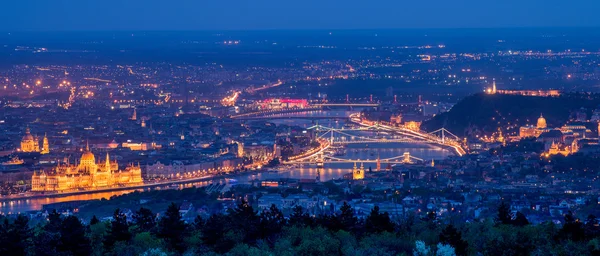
[
  {"left": 20, "top": 128, "right": 50, "bottom": 154},
  {"left": 31, "top": 144, "right": 142, "bottom": 192},
  {"left": 519, "top": 114, "right": 549, "bottom": 138}
]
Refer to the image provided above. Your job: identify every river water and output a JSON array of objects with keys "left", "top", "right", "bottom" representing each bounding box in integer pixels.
[{"left": 0, "top": 110, "right": 451, "bottom": 213}]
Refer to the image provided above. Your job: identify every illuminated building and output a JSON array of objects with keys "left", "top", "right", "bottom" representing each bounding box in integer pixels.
[
  {"left": 559, "top": 124, "right": 589, "bottom": 139},
  {"left": 41, "top": 133, "right": 50, "bottom": 154},
  {"left": 122, "top": 141, "right": 149, "bottom": 151},
  {"left": 20, "top": 127, "right": 40, "bottom": 152},
  {"left": 258, "top": 98, "right": 308, "bottom": 110},
  {"left": 390, "top": 114, "right": 402, "bottom": 125},
  {"left": 547, "top": 141, "right": 570, "bottom": 156},
  {"left": 519, "top": 114, "right": 549, "bottom": 138},
  {"left": 236, "top": 141, "right": 244, "bottom": 157},
  {"left": 2, "top": 156, "right": 24, "bottom": 165},
  {"left": 537, "top": 114, "right": 547, "bottom": 129},
  {"left": 352, "top": 162, "right": 365, "bottom": 180},
  {"left": 31, "top": 145, "right": 143, "bottom": 192},
  {"left": 404, "top": 121, "right": 421, "bottom": 131},
  {"left": 131, "top": 108, "right": 137, "bottom": 121},
  {"left": 495, "top": 89, "right": 561, "bottom": 97},
  {"left": 492, "top": 80, "right": 497, "bottom": 94}
]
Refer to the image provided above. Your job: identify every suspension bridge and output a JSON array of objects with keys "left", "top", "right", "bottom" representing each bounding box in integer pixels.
[
  {"left": 306, "top": 121, "right": 465, "bottom": 156},
  {"left": 283, "top": 118, "right": 466, "bottom": 166}
]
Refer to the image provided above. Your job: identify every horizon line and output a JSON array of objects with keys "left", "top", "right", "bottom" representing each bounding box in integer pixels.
[{"left": 2, "top": 26, "right": 600, "bottom": 33}]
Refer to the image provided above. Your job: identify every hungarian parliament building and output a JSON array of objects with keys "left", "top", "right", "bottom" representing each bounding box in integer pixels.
[{"left": 31, "top": 145, "right": 143, "bottom": 192}]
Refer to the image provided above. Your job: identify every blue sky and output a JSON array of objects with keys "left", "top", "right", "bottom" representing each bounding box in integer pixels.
[{"left": 1, "top": 0, "right": 598, "bottom": 31}]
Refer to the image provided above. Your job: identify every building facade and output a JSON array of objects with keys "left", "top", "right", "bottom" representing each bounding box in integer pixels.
[{"left": 31, "top": 147, "right": 142, "bottom": 192}]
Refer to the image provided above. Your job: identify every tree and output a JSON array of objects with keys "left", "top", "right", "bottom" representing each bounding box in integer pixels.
[
  {"left": 133, "top": 207, "right": 156, "bottom": 233},
  {"left": 289, "top": 205, "right": 313, "bottom": 227},
  {"left": 89, "top": 221, "right": 108, "bottom": 256},
  {"left": 34, "top": 228, "right": 61, "bottom": 256},
  {"left": 0, "top": 214, "right": 33, "bottom": 256},
  {"left": 559, "top": 211, "right": 585, "bottom": 242},
  {"left": 45, "top": 210, "right": 63, "bottom": 232},
  {"left": 365, "top": 206, "right": 395, "bottom": 233},
  {"left": 259, "top": 204, "right": 286, "bottom": 244},
  {"left": 338, "top": 202, "right": 358, "bottom": 232},
  {"left": 90, "top": 215, "right": 100, "bottom": 225},
  {"left": 584, "top": 214, "right": 600, "bottom": 239},
  {"left": 436, "top": 243, "right": 457, "bottom": 256},
  {"left": 35, "top": 210, "right": 62, "bottom": 256},
  {"left": 104, "top": 209, "right": 132, "bottom": 249},
  {"left": 202, "top": 213, "right": 235, "bottom": 253},
  {"left": 512, "top": 212, "right": 530, "bottom": 227},
  {"left": 413, "top": 240, "right": 431, "bottom": 256},
  {"left": 495, "top": 201, "right": 512, "bottom": 225},
  {"left": 229, "top": 199, "right": 259, "bottom": 244},
  {"left": 192, "top": 215, "right": 204, "bottom": 230},
  {"left": 439, "top": 224, "right": 468, "bottom": 256},
  {"left": 60, "top": 215, "right": 92, "bottom": 256},
  {"left": 157, "top": 202, "right": 189, "bottom": 253}
]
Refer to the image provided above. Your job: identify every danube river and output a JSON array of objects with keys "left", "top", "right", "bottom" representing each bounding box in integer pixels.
[{"left": 0, "top": 110, "right": 452, "bottom": 213}]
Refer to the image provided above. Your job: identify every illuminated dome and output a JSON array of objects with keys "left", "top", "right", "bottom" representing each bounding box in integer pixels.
[
  {"left": 537, "top": 114, "right": 547, "bottom": 129},
  {"left": 22, "top": 127, "right": 34, "bottom": 141},
  {"left": 81, "top": 151, "right": 95, "bottom": 163},
  {"left": 80, "top": 141, "right": 96, "bottom": 166}
]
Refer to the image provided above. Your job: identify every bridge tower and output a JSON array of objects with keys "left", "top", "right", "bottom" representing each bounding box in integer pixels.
[
  {"left": 376, "top": 154, "right": 381, "bottom": 171},
  {"left": 316, "top": 169, "right": 321, "bottom": 182},
  {"left": 329, "top": 129, "right": 334, "bottom": 144},
  {"left": 346, "top": 94, "right": 350, "bottom": 103},
  {"left": 441, "top": 129, "right": 445, "bottom": 144},
  {"left": 316, "top": 152, "right": 324, "bottom": 168},
  {"left": 402, "top": 152, "right": 411, "bottom": 164},
  {"left": 370, "top": 94, "right": 373, "bottom": 103},
  {"left": 394, "top": 95, "right": 397, "bottom": 104}
]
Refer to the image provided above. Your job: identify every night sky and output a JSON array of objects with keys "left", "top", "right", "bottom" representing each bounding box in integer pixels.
[{"left": 0, "top": 0, "right": 598, "bottom": 31}]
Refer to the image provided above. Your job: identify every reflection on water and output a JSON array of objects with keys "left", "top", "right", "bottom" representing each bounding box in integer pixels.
[
  {"left": 2, "top": 112, "right": 452, "bottom": 213},
  {"left": 0, "top": 168, "right": 349, "bottom": 214},
  {"left": 0, "top": 189, "right": 148, "bottom": 215}
]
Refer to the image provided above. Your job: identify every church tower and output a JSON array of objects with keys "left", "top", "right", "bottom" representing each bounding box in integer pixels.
[
  {"left": 105, "top": 152, "right": 111, "bottom": 173},
  {"left": 353, "top": 162, "right": 364, "bottom": 180},
  {"left": 131, "top": 108, "right": 137, "bottom": 121},
  {"left": 41, "top": 133, "right": 50, "bottom": 154}
]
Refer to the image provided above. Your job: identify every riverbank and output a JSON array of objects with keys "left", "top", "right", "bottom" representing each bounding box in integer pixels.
[{"left": 0, "top": 170, "right": 261, "bottom": 203}]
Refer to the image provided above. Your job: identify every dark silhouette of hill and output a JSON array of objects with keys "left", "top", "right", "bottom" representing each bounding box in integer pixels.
[{"left": 421, "top": 93, "right": 600, "bottom": 136}]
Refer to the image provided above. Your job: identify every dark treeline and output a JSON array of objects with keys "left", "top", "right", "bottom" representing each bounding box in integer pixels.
[{"left": 1, "top": 200, "right": 600, "bottom": 255}]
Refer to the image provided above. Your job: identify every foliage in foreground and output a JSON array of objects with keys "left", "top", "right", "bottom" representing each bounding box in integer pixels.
[{"left": 0, "top": 201, "right": 599, "bottom": 255}]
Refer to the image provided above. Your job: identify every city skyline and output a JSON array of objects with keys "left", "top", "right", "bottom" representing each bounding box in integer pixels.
[{"left": 1, "top": 3, "right": 600, "bottom": 255}]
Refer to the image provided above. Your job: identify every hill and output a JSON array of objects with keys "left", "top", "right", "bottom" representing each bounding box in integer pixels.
[{"left": 421, "top": 93, "right": 600, "bottom": 136}]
